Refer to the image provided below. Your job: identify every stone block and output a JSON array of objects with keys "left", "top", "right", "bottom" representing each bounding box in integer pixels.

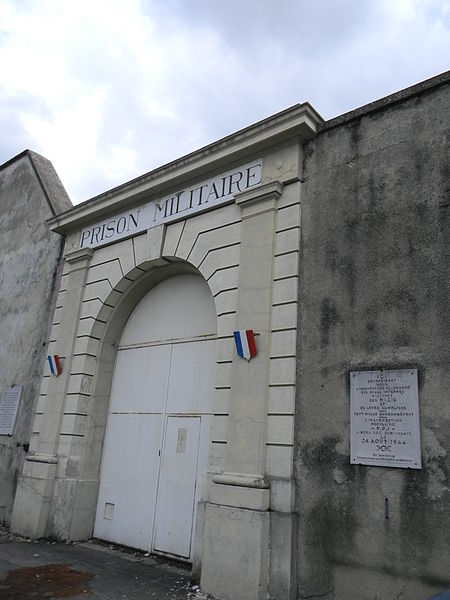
[
  {"left": 262, "top": 142, "right": 302, "bottom": 186},
  {"left": 60, "top": 414, "right": 86, "bottom": 436},
  {"left": 274, "top": 227, "right": 300, "bottom": 254},
  {"left": 67, "top": 373, "right": 92, "bottom": 395},
  {"left": 271, "top": 303, "right": 297, "bottom": 330},
  {"left": 217, "top": 312, "right": 236, "bottom": 337},
  {"left": 201, "top": 503, "right": 270, "bottom": 600},
  {"left": 269, "top": 356, "right": 296, "bottom": 386},
  {"left": 32, "top": 413, "right": 42, "bottom": 434},
  {"left": 208, "top": 442, "right": 227, "bottom": 471},
  {"left": 73, "top": 336, "right": 100, "bottom": 357},
  {"left": 215, "top": 288, "right": 238, "bottom": 316},
  {"left": 270, "top": 479, "right": 295, "bottom": 513},
  {"left": 132, "top": 232, "right": 148, "bottom": 265},
  {"left": 273, "top": 252, "right": 299, "bottom": 279},
  {"left": 36, "top": 395, "right": 47, "bottom": 414},
  {"left": 199, "top": 244, "right": 240, "bottom": 280},
  {"left": 272, "top": 277, "right": 298, "bottom": 305},
  {"left": 276, "top": 203, "right": 300, "bottom": 230},
  {"left": 210, "top": 414, "right": 228, "bottom": 442},
  {"left": 71, "top": 354, "right": 97, "bottom": 377},
  {"left": 216, "top": 337, "right": 235, "bottom": 363},
  {"left": 267, "top": 415, "right": 294, "bottom": 445},
  {"left": 213, "top": 387, "right": 231, "bottom": 414},
  {"left": 176, "top": 205, "right": 238, "bottom": 260},
  {"left": 266, "top": 445, "right": 293, "bottom": 478},
  {"left": 269, "top": 512, "right": 297, "bottom": 600},
  {"left": 188, "top": 222, "right": 241, "bottom": 268},
  {"left": 63, "top": 394, "right": 90, "bottom": 415},
  {"left": 208, "top": 265, "right": 239, "bottom": 296},
  {"left": 86, "top": 257, "right": 124, "bottom": 288},
  {"left": 209, "top": 483, "right": 269, "bottom": 510},
  {"left": 147, "top": 224, "right": 165, "bottom": 261},
  {"left": 11, "top": 457, "right": 58, "bottom": 538},
  {"left": 270, "top": 329, "right": 296, "bottom": 357},
  {"left": 214, "top": 362, "right": 233, "bottom": 388},
  {"left": 268, "top": 386, "right": 295, "bottom": 414}
]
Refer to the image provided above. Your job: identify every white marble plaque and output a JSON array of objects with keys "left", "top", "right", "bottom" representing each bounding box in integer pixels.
[
  {"left": 0, "top": 385, "right": 22, "bottom": 436},
  {"left": 350, "top": 369, "right": 421, "bottom": 469}
]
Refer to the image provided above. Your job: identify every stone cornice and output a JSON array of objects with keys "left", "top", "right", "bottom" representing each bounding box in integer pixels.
[{"left": 48, "top": 103, "right": 323, "bottom": 234}]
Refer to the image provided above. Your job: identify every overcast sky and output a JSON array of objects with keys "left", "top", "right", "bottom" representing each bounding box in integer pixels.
[{"left": 1, "top": 0, "right": 449, "bottom": 204}]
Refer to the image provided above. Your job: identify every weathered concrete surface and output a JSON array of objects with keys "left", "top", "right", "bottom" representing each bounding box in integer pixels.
[
  {"left": 0, "top": 535, "right": 195, "bottom": 599},
  {"left": 295, "top": 74, "right": 450, "bottom": 599},
  {"left": 0, "top": 151, "right": 71, "bottom": 525}
]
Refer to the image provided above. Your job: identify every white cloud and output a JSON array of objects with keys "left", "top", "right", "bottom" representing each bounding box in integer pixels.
[{"left": 0, "top": 0, "right": 449, "bottom": 203}]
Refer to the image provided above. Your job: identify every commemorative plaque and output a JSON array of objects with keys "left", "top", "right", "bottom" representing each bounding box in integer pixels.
[
  {"left": 0, "top": 385, "right": 22, "bottom": 436},
  {"left": 350, "top": 369, "right": 421, "bottom": 469}
]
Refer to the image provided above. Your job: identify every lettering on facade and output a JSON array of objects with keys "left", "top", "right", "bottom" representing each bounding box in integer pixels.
[
  {"left": 0, "top": 385, "right": 22, "bottom": 436},
  {"left": 79, "top": 160, "right": 262, "bottom": 249},
  {"left": 350, "top": 369, "right": 421, "bottom": 469},
  {"left": 80, "top": 211, "right": 141, "bottom": 248}
]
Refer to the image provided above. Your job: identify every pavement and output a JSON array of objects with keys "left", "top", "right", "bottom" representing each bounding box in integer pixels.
[{"left": 0, "top": 524, "right": 210, "bottom": 600}]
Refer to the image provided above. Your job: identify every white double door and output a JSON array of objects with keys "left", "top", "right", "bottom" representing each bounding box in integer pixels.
[{"left": 94, "top": 337, "right": 215, "bottom": 560}]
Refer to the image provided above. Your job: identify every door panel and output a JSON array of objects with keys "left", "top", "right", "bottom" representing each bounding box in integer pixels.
[
  {"left": 119, "top": 275, "right": 217, "bottom": 346},
  {"left": 166, "top": 339, "right": 216, "bottom": 413},
  {"left": 109, "top": 345, "right": 171, "bottom": 413},
  {"left": 153, "top": 416, "right": 201, "bottom": 558},
  {"left": 94, "top": 413, "right": 162, "bottom": 550}
]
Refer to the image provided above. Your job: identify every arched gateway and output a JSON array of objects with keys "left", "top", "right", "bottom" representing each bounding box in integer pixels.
[
  {"left": 11, "top": 103, "right": 321, "bottom": 600},
  {"left": 94, "top": 273, "right": 217, "bottom": 559}
]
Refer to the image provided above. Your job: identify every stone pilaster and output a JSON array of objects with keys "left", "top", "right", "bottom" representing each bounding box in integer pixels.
[
  {"left": 11, "top": 247, "right": 94, "bottom": 538},
  {"left": 201, "top": 182, "right": 283, "bottom": 600}
]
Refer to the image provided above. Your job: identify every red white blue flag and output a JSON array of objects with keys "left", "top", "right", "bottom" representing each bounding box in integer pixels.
[
  {"left": 48, "top": 355, "right": 62, "bottom": 377},
  {"left": 234, "top": 330, "right": 257, "bottom": 361}
]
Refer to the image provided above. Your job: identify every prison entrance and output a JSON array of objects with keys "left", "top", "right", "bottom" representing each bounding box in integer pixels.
[{"left": 94, "top": 274, "right": 217, "bottom": 560}]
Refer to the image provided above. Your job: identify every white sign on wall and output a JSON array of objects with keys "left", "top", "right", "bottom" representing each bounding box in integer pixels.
[
  {"left": 350, "top": 369, "right": 421, "bottom": 469},
  {"left": 0, "top": 385, "right": 22, "bottom": 436},
  {"left": 80, "top": 160, "right": 263, "bottom": 249}
]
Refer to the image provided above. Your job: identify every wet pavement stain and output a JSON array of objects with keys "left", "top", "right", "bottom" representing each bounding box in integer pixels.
[{"left": 0, "top": 563, "right": 93, "bottom": 599}]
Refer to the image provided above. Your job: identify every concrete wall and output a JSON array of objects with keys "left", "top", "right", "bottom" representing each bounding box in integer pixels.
[
  {"left": 295, "top": 75, "right": 450, "bottom": 598},
  {"left": 0, "top": 151, "right": 71, "bottom": 524}
]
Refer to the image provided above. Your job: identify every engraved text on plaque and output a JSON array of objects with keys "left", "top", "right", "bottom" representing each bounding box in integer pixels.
[
  {"left": 0, "top": 385, "right": 23, "bottom": 436},
  {"left": 350, "top": 369, "right": 421, "bottom": 469}
]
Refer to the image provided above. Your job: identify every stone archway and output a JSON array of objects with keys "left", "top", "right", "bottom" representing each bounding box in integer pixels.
[{"left": 92, "top": 272, "right": 217, "bottom": 559}]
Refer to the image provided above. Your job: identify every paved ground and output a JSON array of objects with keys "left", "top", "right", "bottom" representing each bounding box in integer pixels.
[{"left": 0, "top": 524, "right": 209, "bottom": 600}]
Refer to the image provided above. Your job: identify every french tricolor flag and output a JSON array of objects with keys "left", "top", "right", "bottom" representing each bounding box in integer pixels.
[
  {"left": 234, "top": 330, "right": 257, "bottom": 361},
  {"left": 48, "top": 355, "right": 62, "bottom": 377}
]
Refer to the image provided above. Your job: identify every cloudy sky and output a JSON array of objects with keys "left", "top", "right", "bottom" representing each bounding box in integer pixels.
[{"left": 1, "top": 0, "right": 449, "bottom": 204}]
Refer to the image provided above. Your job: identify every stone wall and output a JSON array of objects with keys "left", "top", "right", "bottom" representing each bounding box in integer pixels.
[
  {"left": 295, "top": 73, "right": 450, "bottom": 599},
  {"left": 0, "top": 151, "right": 71, "bottom": 524}
]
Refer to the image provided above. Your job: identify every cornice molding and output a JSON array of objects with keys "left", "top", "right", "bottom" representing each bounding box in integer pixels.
[{"left": 48, "top": 103, "right": 323, "bottom": 234}]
